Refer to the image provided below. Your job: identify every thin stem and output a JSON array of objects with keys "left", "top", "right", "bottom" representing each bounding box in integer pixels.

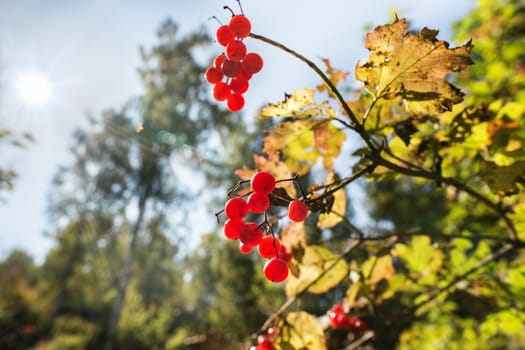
[
  {"left": 234, "top": 0, "right": 244, "bottom": 15},
  {"left": 208, "top": 16, "right": 223, "bottom": 25}
]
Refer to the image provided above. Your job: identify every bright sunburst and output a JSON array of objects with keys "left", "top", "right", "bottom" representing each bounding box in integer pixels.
[{"left": 15, "top": 71, "right": 52, "bottom": 108}]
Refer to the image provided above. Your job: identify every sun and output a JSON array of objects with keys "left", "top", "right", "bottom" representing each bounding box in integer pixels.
[{"left": 15, "top": 71, "right": 53, "bottom": 108}]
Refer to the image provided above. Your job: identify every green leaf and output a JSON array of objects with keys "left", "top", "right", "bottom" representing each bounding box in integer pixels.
[
  {"left": 479, "top": 160, "right": 525, "bottom": 195},
  {"left": 362, "top": 255, "right": 396, "bottom": 286},
  {"left": 276, "top": 311, "right": 327, "bottom": 350},
  {"left": 393, "top": 236, "right": 444, "bottom": 282},
  {"left": 355, "top": 18, "right": 473, "bottom": 117},
  {"left": 260, "top": 88, "right": 336, "bottom": 119},
  {"left": 285, "top": 245, "right": 348, "bottom": 296}
]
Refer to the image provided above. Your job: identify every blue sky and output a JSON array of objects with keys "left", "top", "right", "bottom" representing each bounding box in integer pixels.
[{"left": 0, "top": 0, "right": 476, "bottom": 262}]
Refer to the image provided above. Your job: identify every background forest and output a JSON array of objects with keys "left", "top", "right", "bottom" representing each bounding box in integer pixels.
[{"left": 1, "top": 0, "right": 525, "bottom": 349}]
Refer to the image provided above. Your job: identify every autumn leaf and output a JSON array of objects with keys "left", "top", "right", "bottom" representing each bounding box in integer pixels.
[
  {"left": 276, "top": 311, "right": 327, "bottom": 350},
  {"left": 317, "top": 58, "right": 348, "bottom": 93},
  {"left": 260, "top": 88, "right": 336, "bottom": 119},
  {"left": 285, "top": 245, "right": 348, "bottom": 296},
  {"left": 355, "top": 18, "right": 473, "bottom": 117},
  {"left": 262, "top": 119, "right": 346, "bottom": 174}
]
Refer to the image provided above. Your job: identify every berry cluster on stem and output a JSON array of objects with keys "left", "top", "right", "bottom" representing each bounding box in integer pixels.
[
  {"left": 220, "top": 171, "right": 310, "bottom": 283},
  {"left": 205, "top": 3, "right": 263, "bottom": 112},
  {"left": 327, "top": 304, "right": 368, "bottom": 336}
]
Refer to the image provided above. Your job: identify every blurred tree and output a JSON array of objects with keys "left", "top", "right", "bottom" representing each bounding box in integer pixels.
[{"left": 43, "top": 18, "right": 249, "bottom": 349}]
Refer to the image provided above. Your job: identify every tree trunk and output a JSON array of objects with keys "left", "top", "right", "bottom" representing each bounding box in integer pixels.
[{"left": 104, "top": 184, "right": 151, "bottom": 349}]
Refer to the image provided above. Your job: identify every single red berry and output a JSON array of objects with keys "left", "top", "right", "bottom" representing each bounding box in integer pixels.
[
  {"left": 288, "top": 199, "right": 308, "bottom": 222},
  {"left": 263, "top": 258, "right": 289, "bottom": 283},
  {"left": 216, "top": 24, "right": 235, "bottom": 46},
  {"left": 242, "top": 53, "right": 264, "bottom": 74},
  {"left": 247, "top": 192, "right": 270, "bottom": 214},
  {"left": 240, "top": 242, "right": 255, "bottom": 254},
  {"left": 224, "top": 196, "right": 248, "bottom": 219},
  {"left": 240, "top": 222, "right": 264, "bottom": 246},
  {"left": 229, "top": 78, "right": 249, "bottom": 94},
  {"left": 226, "top": 40, "right": 247, "bottom": 62},
  {"left": 223, "top": 218, "right": 244, "bottom": 240},
  {"left": 257, "top": 335, "right": 274, "bottom": 350},
  {"left": 257, "top": 236, "right": 281, "bottom": 259},
  {"left": 213, "top": 82, "right": 231, "bottom": 101},
  {"left": 226, "top": 93, "right": 245, "bottom": 112},
  {"left": 346, "top": 317, "right": 368, "bottom": 333},
  {"left": 327, "top": 304, "right": 344, "bottom": 321},
  {"left": 229, "top": 15, "right": 251, "bottom": 38},
  {"left": 221, "top": 59, "right": 242, "bottom": 78},
  {"left": 214, "top": 53, "right": 226, "bottom": 68},
  {"left": 205, "top": 66, "right": 223, "bottom": 84},
  {"left": 251, "top": 171, "right": 276, "bottom": 195}
]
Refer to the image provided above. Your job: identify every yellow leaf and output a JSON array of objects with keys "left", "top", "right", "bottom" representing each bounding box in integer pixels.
[
  {"left": 285, "top": 245, "right": 348, "bottom": 296},
  {"left": 261, "top": 88, "right": 336, "bottom": 119},
  {"left": 277, "top": 311, "right": 327, "bottom": 350},
  {"left": 355, "top": 18, "right": 473, "bottom": 117}
]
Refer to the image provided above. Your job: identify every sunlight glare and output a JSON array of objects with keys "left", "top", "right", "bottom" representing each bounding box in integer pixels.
[{"left": 15, "top": 71, "right": 52, "bottom": 107}]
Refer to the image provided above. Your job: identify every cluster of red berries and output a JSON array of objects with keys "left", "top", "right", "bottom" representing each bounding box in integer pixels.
[
  {"left": 205, "top": 11, "right": 263, "bottom": 112},
  {"left": 327, "top": 304, "right": 368, "bottom": 335},
  {"left": 249, "top": 328, "right": 276, "bottom": 350},
  {"left": 222, "top": 171, "right": 310, "bottom": 283}
]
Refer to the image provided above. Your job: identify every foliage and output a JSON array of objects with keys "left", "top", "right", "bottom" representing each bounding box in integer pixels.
[
  {"left": 1, "top": 1, "right": 525, "bottom": 350},
  {"left": 227, "top": 1, "right": 525, "bottom": 349}
]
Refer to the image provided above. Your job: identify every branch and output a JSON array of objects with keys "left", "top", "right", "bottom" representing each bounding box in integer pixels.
[{"left": 249, "top": 32, "right": 377, "bottom": 152}]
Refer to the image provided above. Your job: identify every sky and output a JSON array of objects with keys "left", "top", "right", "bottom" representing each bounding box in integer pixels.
[{"left": 0, "top": 0, "right": 476, "bottom": 263}]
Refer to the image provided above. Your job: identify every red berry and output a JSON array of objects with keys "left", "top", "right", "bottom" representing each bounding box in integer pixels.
[
  {"left": 247, "top": 192, "right": 270, "bottom": 214},
  {"left": 267, "top": 327, "right": 276, "bottom": 338},
  {"left": 229, "top": 78, "right": 249, "bottom": 94},
  {"left": 251, "top": 171, "right": 276, "bottom": 195},
  {"left": 257, "top": 236, "right": 281, "bottom": 259},
  {"left": 240, "top": 222, "right": 264, "bottom": 246},
  {"left": 205, "top": 66, "right": 223, "bottom": 84},
  {"left": 257, "top": 335, "right": 274, "bottom": 350},
  {"left": 213, "top": 82, "right": 231, "bottom": 101},
  {"left": 240, "top": 242, "right": 255, "bottom": 254},
  {"left": 225, "top": 196, "right": 248, "bottom": 219},
  {"left": 263, "top": 258, "right": 289, "bottom": 282},
  {"left": 223, "top": 218, "right": 244, "bottom": 240},
  {"left": 229, "top": 15, "right": 251, "bottom": 38},
  {"left": 242, "top": 53, "right": 264, "bottom": 74},
  {"left": 214, "top": 53, "right": 226, "bottom": 68},
  {"left": 216, "top": 25, "right": 235, "bottom": 46},
  {"left": 288, "top": 199, "right": 308, "bottom": 222},
  {"left": 226, "top": 93, "right": 245, "bottom": 112},
  {"left": 226, "top": 40, "right": 247, "bottom": 62},
  {"left": 327, "top": 304, "right": 348, "bottom": 329},
  {"left": 346, "top": 317, "right": 368, "bottom": 333},
  {"left": 221, "top": 59, "right": 242, "bottom": 78},
  {"left": 236, "top": 70, "right": 253, "bottom": 81}
]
